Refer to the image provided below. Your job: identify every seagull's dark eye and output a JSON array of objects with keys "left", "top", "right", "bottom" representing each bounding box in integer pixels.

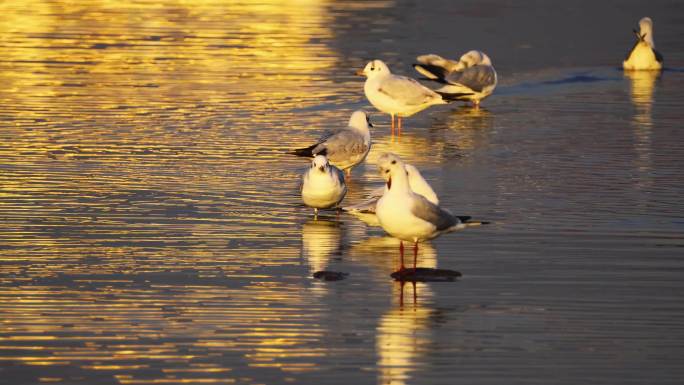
[{"left": 391, "top": 160, "right": 396, "bottom": 165}]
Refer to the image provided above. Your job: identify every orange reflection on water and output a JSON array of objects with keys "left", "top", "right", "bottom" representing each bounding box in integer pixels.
[
  {"left": 0, "top": 0, "right": 371, "bottom": 383},
  {"left": 625, "top": 70, "right": 659, "bottom": 189},
  {"left": 376, "top": 282, "right": 436, "bottom": 385}
]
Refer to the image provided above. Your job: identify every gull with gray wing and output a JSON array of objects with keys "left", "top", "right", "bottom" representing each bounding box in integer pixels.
[
  {"left": 343, "top": 163, "right": 439, "bottom": 226},
  {"left": 375, "top": 153, "right": 483, "bottom": 270},
  {"left": 414, "top": 50, "right": 497, "bottom": 107},
  {"left": 356, "top": 59, "right": 461, "bottom": 135},
  {"left": 292, "top": 110, "right": 372, "bottom": 177}
]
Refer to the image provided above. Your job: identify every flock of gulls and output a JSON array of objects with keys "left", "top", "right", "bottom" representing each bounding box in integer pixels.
[{"left": 291, "top": 17, "right": 664, "bottom": 274}]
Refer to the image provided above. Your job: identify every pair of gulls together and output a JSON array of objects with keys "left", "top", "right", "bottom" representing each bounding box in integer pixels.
[
  {"left": 300, "top": 150, "right": 477, "bottom": 270},
  {"left": 357, "top": 50, "right": 497, "bottom": 134}
]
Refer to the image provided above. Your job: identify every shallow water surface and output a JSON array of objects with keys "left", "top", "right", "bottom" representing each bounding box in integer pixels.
[{"left": 1, "top": 1, "right": 683, "bottom": 384}]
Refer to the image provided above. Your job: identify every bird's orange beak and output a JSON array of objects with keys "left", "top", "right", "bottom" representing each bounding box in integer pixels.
[{"left": 355, "top": 69, "right": 365, "bottom": 76}]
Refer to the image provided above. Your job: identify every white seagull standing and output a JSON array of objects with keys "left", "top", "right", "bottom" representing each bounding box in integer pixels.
[
  {"left": 292, "top": 110, "right": 373, "bottom": 178},
  {"left": 375, "top": 153, "right": 476, "bottom": 270},
  {"left": 301, "top": 155, "right": 347, "bottom": 217},
  {"left": 623, "top": 17, "right": 663, "bottom": 71},
  {"left": 414, "top": 50, "right": 497, "bottom": 107},
  {"left": 356, "top": 59, "right": 461, "bottom": 135}
]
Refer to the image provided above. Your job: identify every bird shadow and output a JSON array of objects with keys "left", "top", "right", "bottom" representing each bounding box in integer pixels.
[{"left": 390, "top": 267, "right": 462, "bottom": 282}]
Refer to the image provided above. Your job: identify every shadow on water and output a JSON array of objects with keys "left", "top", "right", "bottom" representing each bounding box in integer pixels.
[
  {"left": 499, "top": 66, "right": 684, "bottom": 98},
  {"left": 496, "top": 69, "right": 624, "bottom": 96}
]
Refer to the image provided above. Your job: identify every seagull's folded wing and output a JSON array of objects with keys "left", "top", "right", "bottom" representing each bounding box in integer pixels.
[
  {"left": 409, "top": 194, "right": 458, "bottom": 231},
  {"left": 320, "top": 129, "right": 367, "bottom": 159},
  {"left": 414, "top": 54, "right": 457, "bottom": 82},
  {"left": 378, "top": 75, "right": 440, "bottom": 106},
  {"left": 444, "top": 65, "right": 497, "bottom": 93}
]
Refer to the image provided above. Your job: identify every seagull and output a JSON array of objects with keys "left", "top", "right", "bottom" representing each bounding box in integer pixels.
[
  {"left": 375, "top": 153, "right": 478, "bottom": 270},
  {"left": 355, "top": 59, "right": 463, "bottom": 135},
  {"left": 291, "top": 110, "right": 372, "bottom": 178},
  {"left": 344, "top": 163, "right": 438, "bottom": 215},
  {"left": 301, "top": 155, "right": 347, "bottom": 216},
  {"left": 414, "top": 50, "right": 497, "bottom": 107},
  {"left": 623, "top": 17, "right": 663, "bottom": 71}
]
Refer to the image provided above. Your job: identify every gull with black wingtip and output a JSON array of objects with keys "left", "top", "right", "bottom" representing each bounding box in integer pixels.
[
  {"left": 414, "top": 50, "right": 497, "bottom": 108},
  {"left": 374, "top": 153, "right": 484, "bottom": 271},
  {"left": 291, "top": 110, "right": 373, "bottom": 178}
]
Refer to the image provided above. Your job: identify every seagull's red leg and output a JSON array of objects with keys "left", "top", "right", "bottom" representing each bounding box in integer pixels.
[
  {"left": 390, "top": 114, "right": 395, "bottom": 136},
  {"left": 413, "top": 242, "right": 418, "bottom": 271},
  {"left": 399, "top": 280, "right": 405, "bottom": 308},
  {"left": 397, "top": 117, "right": 402, "bottom": 136},
  {"left": 399, "top": 241, "right": 405, "bottom": 271}
]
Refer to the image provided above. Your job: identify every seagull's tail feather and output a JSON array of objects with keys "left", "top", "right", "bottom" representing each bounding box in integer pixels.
[
  {"left": 413, "top": 63, "right": 449, "bottom": 82},
  {"left": 464, "top": 221, "right": 489, "bottom": 227},
  {"left": 290, "top": 144, "right": 324, "bottom": 158},
  {"left": 437, "top": 91, "right": 474, "bottom": 102},
  {"left": 457, "top": 215, "right": 490, "bottom": 227},
  {"left": 342, "top": 196, "right": 378, "bottom": 213}
]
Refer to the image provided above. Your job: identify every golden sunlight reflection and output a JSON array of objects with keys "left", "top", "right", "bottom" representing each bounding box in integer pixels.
[
  {"left": 347, "top": 237, "right": 438, "bottom": 385},
  {"left": 437, "top": 106, "right": 495, "bottom": 131},
  {"left": 0, "top": 0, "right": 399, "bottom": 383},
  {"left": 301, "top": 220, "right": 343, "bottom": 275},
  {"left": 376, "top": 282, "right": 436, "bottom": 385},
  {"left": 625, "top": 70, "right": 659, "bottom": 189},
  {"left": 348, "top": 236, "right": 437, "bottom": 275},
  {"left": 365, "top": 107, "right": 494, "bottom": 171}
]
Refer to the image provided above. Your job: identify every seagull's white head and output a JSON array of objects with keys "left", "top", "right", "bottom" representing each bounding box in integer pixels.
[
  {"left": 356, "top": 60, "right": 391, "bottom": 79},
  {"left": 312, "top": 154, "right": 329, "bottom": 173},
  {"left": 638, "top": 17, "right": 655, "bottom": 47},
  {"left": 377, "top": 152, "right": 408, "bottom": 190},
  {"left": 348, "top": 110, "right": 373, "bottom": 131}
]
